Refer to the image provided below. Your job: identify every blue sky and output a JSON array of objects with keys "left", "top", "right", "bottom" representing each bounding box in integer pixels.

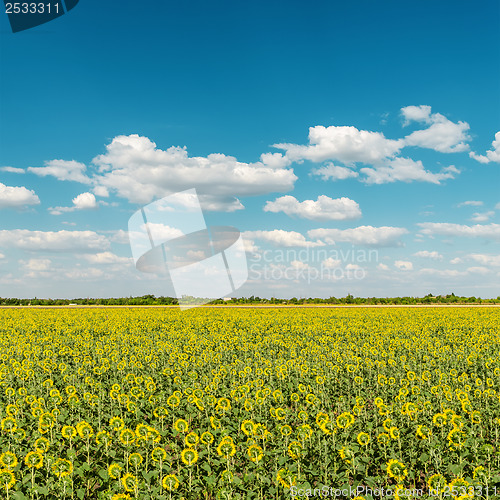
[{"left": 0, "top": 0, "right": 499, "bottom": 299}]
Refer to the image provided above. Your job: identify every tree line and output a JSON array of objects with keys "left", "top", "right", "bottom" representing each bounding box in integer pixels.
[{"left": 0, "top": 293, "right": 498, "bottom": 306}]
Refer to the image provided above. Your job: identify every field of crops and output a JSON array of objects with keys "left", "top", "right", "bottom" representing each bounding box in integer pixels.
[{"left": 0, "top": 307, "right": 499, "bottom": 499}]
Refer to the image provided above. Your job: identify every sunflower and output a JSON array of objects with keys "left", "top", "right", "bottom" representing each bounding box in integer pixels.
[
  {"left": 162, "top": 474, "right": 180, "bottom": 491},
  {"left": 25, "top": 451, "right": 43, "bottom": 469},
  {"left": 217, "top": 439, "right": 236, "bottom": 458},
  {"left": 181, "top": 448, "right": 198, "bottom": 466},
  {"left": 121, "top": 473, "right": 138, "bottom": 493},
  {"left": 1, "top": 417, "right": 17, "bottom": 433},
  {"left": 280, "top": 425, "right": 292, "bottom": 437},
  {"left": 297, "top": 424, "right": 313, "bottom": 441},
  {"left": 389, "top": 427, "right": 400, "bottom": 439},
  {"left": 432, "top": 413, "right": 446, "bottom": 427},
  {"left": 61, "top": 425, "right": 77, "bottom": 439},
  {"left": 276, "top": 468, "right": 296, "bottom": 489},
  {"left": 377, "top": 433, "right": 390, "bottom": 446},
  {"left": 447, "top": 428, "right": 465, "bottom": 449},
  {"left": 339, "top": 446, "right": 354, "bottom": 464},
  {"left": 210, "top": 416, "right": 221, "bottom": 430},
  {"left": 111, "top": 494, "right": 131, "bottom": 500},
  {"left": 247, "top": 444, "right": 263, "bottom": 463},
  {"left": 427, "top": 473, "right": 446, "bottom": 492},
  {"left": 287, "top": 440, "right": 303, "bottom": 460},
  {"left": 34, "top": 437, "right": 50, "bottom": 453},
  {"left": 129, "top": 453, "right": 143, "bottom": 467},
  {"left": 0, "top": 452, "right": 17, "bottom": 471},
  {"left": 51, "top": 458, "right": 73, "bottom": 478},
  {"left": 119, "top": 428, "right": 136, "bottom": 446},
  {"left": 185, "top": 431, "right": 199, "bottom": 447},
  {"left": 241, "top": 419, "right": 255, "bottom": 437},
  {"left": 151, "top": 447, "right": 167, "bottom": 463},
  {"left": 201, "top": 431, "right": 214, "bottom": 445},
  {"left": 357, "top": 432, "right": 370, "bottom": 446},
  {"left": 448, "top": 478, "right": 473, "bottom": 499},
  {"left": 336, "top": 412, "right": 354, "bottom": 429},
  {"left": 473, "top": 465, "right": 486, "bottom": 482},
  {"left": 108, "top": 463, "right": 122, "bottom": 479},
  {"left": 416, "top": 425, "right": 431, "bottom": 440},
  {"left": 386, "top": 459, "right": 408, "bottom": 482},
  {"left": 109, "top": 416, "right": 125, "bottom": 432},
  {"left": 0, "top": 470, "right": 15, "bottom": 490}
]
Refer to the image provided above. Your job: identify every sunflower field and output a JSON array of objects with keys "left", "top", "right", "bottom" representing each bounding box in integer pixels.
[{"left": 0, "top": 306, "right": 499, "bottom": 499}]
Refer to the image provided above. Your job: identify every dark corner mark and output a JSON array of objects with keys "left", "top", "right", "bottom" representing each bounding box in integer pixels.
[{"left": 4, "top": 0, "right": 79, "bottom": 33}]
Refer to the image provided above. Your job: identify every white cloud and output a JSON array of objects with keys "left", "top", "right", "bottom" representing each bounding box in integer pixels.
[
  {"left": 21, "top": 258, "right": 51, "bottom": 271},
  {"left": 395, "top": 260, "right": 413, "bottom": 271},
  {"left": 496, "top": 202, "right": 500, "bottom": 210},
  {"left": 322, "top": 257, "right": 341, "bottom": 268},
  {"left": 417, "top": 222, "right": 500, "bottom": 241},
  {"left": 50, "top": 192, "right": 98, "bottom": 215},
  {"left": 401, "top": 105, "right": 432, "bottom": 126},
  {"left": 468, "top": 254, "right": 500, "bottom": 267},
  {"left": 470, "top": 211, "right": 494, "bottom": 223},
  {"left": 360, "top": 158, "right": 458, "bottom": 184},
  {"left": 90, "top": 134, "right": 297, "bottom": 210},
  {"left": 28, "top": 160, "right": 91, "bottom": 184},
  {"left": 466, "top": 266, "right": 490, "bottom": 275},
  {"left": 264, "top": 195, "right": 361, "bottom": 221},
  {"left": 402, "top": 106, "right": 471, "bottom": 153},
  {"left": 273, "top": 125, "right": 403, "bottom": 165},
  {"left": 259, "top": 152, "right": 291, "bottom": 169},
  {"left": 93, "top": 186, "right": 109, "bottom": 197},
  {"left": 243, "top": 230, "right": 324, "bottom": 248},
  {"left": 458, "top": 200, "right": 483, "bottom": 207},
  {"left": 311, "top": 163, "right": 359, "bottom": 180},
  {"left": 419, "top": 268, "right": 465, "bottom": 277},
  {"left": 469, "top": 131, "right": 500, "bottom": 164},
  {"left": 377, "top": 263, "right": 389, "bottom": 271},
  {"left": 83, "top": 252, "right": 132, "bottom": 265},
  {"left": 0, "top": 166, "right": 25, "bottom": 174},
  {"left": 65, "top": 268, "right": 104, "bottom": 280},
  {"left": 450, "top": 257, "right": 463, "bottom": 264},
  {"left": 0, "top": 229, "right": 109, "bottom": 252},
  {"left": 413, "top": 250, "right": 443, "bottom": 260},
  {"left": 0, "top": 183, "right": 40, "bottom": 208},
  {"left": 308, "top": 225, "right": 408, "bottom": 247}
]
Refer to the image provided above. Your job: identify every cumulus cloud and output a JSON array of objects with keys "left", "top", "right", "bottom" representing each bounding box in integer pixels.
[
  {"left": 311, "top": 163, "right": 359, "bottom": 181},
  {"left": 395, "top": 260, "right": 413, "bottom": 271},
  {"left": 470, "top": 211, "right": 494, "bottom": 223},
  {"left": 360, "top": 158, "right": 458, "bottom": 184},
  {"left": 450, "top": 257, "right": 463, "bottom": 264},
  {"left": 243, "top": 230, "right": 324, "bottom": 248},
  {"left": 417, "top": 222, "right": 500, "bottom": 241},
  {"left": 401, "top": 105, "right": 432, "bottom": 125},
  {"left": 21, "top": 258, "right": 51, "bottom": 271},
  {"left": 28, "top": 160, "right": 91, "bottom": 184},
  {"left": 0, "top": 229, "right": 109, "bottom": 252},
  {"left": 0, "top": 183, "right": 40, "bottom": 208},
  {"left": 458, "top": 200, "right": 483, "bottom": 207},
  {"left": 377, "top": 263, "right": 389, "bottom": 271},
  {"left": 49, "top": 192, "right": 98, "bottom": 215},
  {"left": 413, "top": 250, "right": 443, "bottom": 260},
  {"left": 401, "top": 105, "right": 471, "bottom": 153},
  {"left": 469, "top": 131, "right": 500, "bottom": 164},
  {"left": 90, "top": 134, "right": 297, "bottom": 211},
  {"left": 264, "top": 195, "right": 361, "bottom": 221},
  {"left": 83, "top": 252, "right": 132, "bottom": 265},
  {"left": 468, "top": 253, "right": 500, "bottom": 267},
  {"left": 273, "top": 125, "right": 403, "bottom": 165},
  {"left": 0, "top": 166, "right": 25, "bottom": 174},
  {"left": 322, "top": 257, "right": 341, "bottom": 268},
  {"left": 308, "top": 225, "right": 408, "bottom": 247}
]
